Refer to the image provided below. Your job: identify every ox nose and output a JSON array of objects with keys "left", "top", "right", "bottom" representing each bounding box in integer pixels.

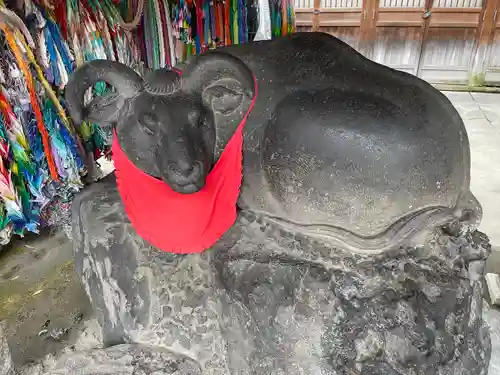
[{"left": 168, "top": 159, "right": 203, "bottom": 185}]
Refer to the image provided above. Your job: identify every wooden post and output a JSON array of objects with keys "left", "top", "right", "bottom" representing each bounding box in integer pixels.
[
  {"left": 312, "top": 0, "right": 321, "bottom": 31},
  {"left": 360, "top": 0, "right": 379, "bottom": 58},
  {"left": 415, "top": 0, "right": 434, "bottom": 77},
  {"left": 470, "top": 0, "right": 499, "bottom": 86}
]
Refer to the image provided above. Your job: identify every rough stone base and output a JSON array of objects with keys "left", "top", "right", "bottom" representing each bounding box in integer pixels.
[
  {"left": 65, "top": 174, "right": 492, "bottom": 374},
  {"left": 0, "top": 323, "right": 13, "bottom": 375},
  {"left": 45, "top": 344, "right": 201, "bottom": 375},
  {"left": 11, "top": 344, "right": 200, "bottom": 375}
]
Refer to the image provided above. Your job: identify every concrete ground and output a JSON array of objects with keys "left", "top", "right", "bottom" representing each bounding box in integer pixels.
[
  {"left": 0, "top": 91, "right": 498, "bottom": 371},
  {"left": 443, "top": 91, "right": 500, "bottom": 251},
  {"left": 444, "top": 91, "right": 500, "bottom": 375}
]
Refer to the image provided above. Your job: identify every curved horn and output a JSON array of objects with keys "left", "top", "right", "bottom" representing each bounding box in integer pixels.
[
  {"left": 117, "top": 0, "right": 144, "bottom": 30},
  {"left": 181, "top": 51, "right": 255, "bottom": 98},
  {"left": 65, "top": 60, "right": 143, "bottom": 125},
  {"left": 143, "top": 68, "right": 180, "bottom": 95},
  {"left": 0, "top": 7, "right": 35, "bottom": 48}
]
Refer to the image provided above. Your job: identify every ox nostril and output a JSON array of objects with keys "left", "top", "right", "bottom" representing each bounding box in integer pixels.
[
  {"left": 176, "top": 158, "right": 193, "bottom": 174},
  {"left": 191, "top": 161, "right": 202, "bottom": 176},
  {"left": 169, "top": 160, "right": 203, "bottom": 181}
]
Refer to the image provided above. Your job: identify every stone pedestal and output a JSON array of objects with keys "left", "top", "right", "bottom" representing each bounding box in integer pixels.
[{"left": 66, "top": 174, "right": 492, "bottom": 375}]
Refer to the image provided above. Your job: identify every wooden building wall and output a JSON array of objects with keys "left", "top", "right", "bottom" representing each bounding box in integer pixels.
[{"left": 294, "top": 0, "right": 500, "bottom": 86}]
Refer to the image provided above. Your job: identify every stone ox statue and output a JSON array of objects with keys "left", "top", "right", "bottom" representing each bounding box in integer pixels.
[{"left": 56, "top": 32, "right": 490, "bottom": 374}]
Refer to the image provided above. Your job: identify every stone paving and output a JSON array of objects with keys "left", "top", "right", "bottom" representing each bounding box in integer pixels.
[
  {"left": 444, "top": 92, "right": 500, "bottom": 250},
  {"left": 443, "top": 91, "right": 500, "bottom": 375}
]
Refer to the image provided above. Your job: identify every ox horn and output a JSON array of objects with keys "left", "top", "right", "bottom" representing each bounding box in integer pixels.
[
  {"left": 0, "top": 7, "right": 35, "bottom": 48},
  {"left": 65, "top": 60, "right": 144, "bottom": 125},
  {"left": 180, "top": 51, "right": 254, "bottom": 99},
  {"left": 143, "top": 68, "right": 180, "bottom": 95}
]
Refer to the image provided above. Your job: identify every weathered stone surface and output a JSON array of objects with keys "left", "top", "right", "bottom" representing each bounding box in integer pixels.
[
  {"left": 18, "top": 344, "right": 200, "bottom": 375},
  {"left": 70, "top": 174, "right": 491, "bottom": 374},
  {"left": 18, "top": 364, "right": 45, "bottom": 375},
  {"left": 0, "top": 322, "right": 13, "bottom": 375},
  {"left": 51, "top": 345, "right": 201, "bottom": 374},
  {"left": 63, "top": 31, "right": 490, "bottom": 374},
  {"left": 73, "top": 318, "right": 104, "bottom": 352},
  {"left": 484, "top": 302, "right": 500, "bottom": 375}
]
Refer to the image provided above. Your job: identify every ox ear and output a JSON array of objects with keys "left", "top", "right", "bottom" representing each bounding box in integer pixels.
[
  {"left": 85, "top": 92, "right": 126, "bottom": 126},
  {"left": 202, "top": 79, "right": 251, "bottom": 115},
  {"left": 181, "top": 52, "right": 254, "bottom": 116}
]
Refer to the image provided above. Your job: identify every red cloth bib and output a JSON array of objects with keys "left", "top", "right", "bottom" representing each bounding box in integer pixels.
[{"left": 112, "top": 74, "right": 258, "bottom": 254}]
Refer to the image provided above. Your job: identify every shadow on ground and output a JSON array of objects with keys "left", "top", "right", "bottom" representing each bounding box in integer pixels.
[{"left": 0, "top": 229, "right": 92, "bottom": 367}]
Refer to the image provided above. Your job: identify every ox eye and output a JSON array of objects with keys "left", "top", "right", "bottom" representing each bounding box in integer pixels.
[{"left": 141, "top": 113, "right": 156, "bottom": 135}]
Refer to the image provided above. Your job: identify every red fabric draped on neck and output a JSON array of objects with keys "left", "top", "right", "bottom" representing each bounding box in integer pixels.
[{"left": 112, "top": 73, "right": 258, "bottom": 254}]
